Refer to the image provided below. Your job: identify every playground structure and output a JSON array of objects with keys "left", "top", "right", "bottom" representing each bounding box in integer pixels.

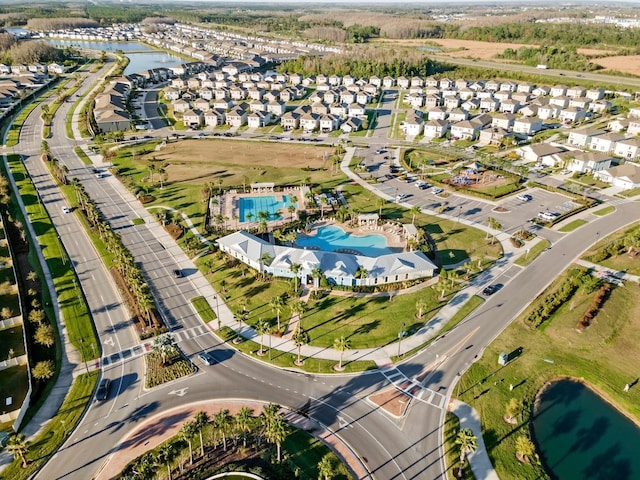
[{"left": 445, "top": 167, "right": 507, "bottom": 190}]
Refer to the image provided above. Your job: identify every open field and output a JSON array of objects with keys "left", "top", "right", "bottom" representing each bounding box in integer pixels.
[
  {"left": 458, "top": 265, "right": 640, "bottom": 479},
  {"left": 592, "top": 55, "right": 640, "bottom": 76},
  {"left": 368, "top": 38, "right": 533, "bottom": 60},
  {"left": 146, "top": 139, "right": 337, "bottom": 187}
]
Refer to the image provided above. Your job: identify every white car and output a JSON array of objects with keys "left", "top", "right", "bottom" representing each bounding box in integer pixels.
[
  {"left": 560, "top": 169, "right": 571, "bottom": 175},
  {"left": 62, "top": 206, "right": 71, "bottom": 214},
  {"left": 396, "top": 193, "right": 408, "bottom": 201},
  {"left": 431, "top": 187, "right": 444, "bottom": 195},
  {"left": 516, "top": 194, "right": 532, "bottom": 202}
]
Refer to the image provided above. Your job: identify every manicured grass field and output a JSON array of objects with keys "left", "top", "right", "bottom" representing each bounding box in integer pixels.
[
  {"left": 443, "top": 412, "right": 476, "bottom": 480},
  {"left": 191, "top": 295, "right": 217, "bottom": 323},
  {"left": 514, "top": 239, "right": 550, "bottom": 267},
  {"left": 593, "top": 205, "right": 615, "bottom": 216},
  {"left": 1, "top": 371, "right": 98, "bottom": 480},
  {"left": 558, "top": 218, "right": 587, "bottom": 232},
  {"left": 457, "top": 266, "right": 640, "bottom": 480}
]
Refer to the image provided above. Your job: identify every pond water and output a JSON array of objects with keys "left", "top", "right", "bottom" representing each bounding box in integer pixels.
[
  {"left": 42, "top": 39, "right": 183, "bottom": 75},
  {"left": 532, "top": 379, "right": 640, "bottom": 480}
]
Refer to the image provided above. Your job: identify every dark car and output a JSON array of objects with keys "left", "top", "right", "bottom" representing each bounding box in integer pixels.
[
  {"left": 96, "top": 378, "right": 110, "bottom": 401},
  {"left": 482, "top": 284, "right": 502, "bottom": 296},
  {"left": 173, "top": 269, "right": 184, "bottom": 278}
]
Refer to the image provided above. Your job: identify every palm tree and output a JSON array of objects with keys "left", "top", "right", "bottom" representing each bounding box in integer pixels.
[
  {"left": 234, "top": 310, "right": 248, "bottom": 342},
  {"left": 515, "top": 435, "right": 536, "bottom": 463},
  {"left": 354, "top": 266, "right": 368, "bottom": 283},
  {"left": 270, "top": 295, "right": 285, "bottom": 332},
  {"left": 505, "top": 398, "right": 522, "bottom": 423},
  {"left": 416, "top": 298, "right": 428, "bottom": 319},
  {"left": 290, "top": 262, "right": 301, "bottom": 294},
  {"left": 377, "top": 197, "right": 386, "bottom": 216},
  {"left": 311, "top": 267, "right": 323, "bottom": 292},
  {"left": 181, "top": 421, "right": 197, "bottom": 464},
  {"left": 264, "top": 412, "right": 289, "bottom": 462},
  {"left": 333, "top": 336, "right": 350, "bottom": 370},
  {"left": 213, "top": 409, "right": 232, "bottom": 451},
  {"left": 255, "top": 319, "right": 270, "bottom": 355},
  {"left": 235, "top": 406, "right": 254, "bottom": 448},
  {"left": 6, "top": 433, "right": 30, "bottom": 468},
  {"left": 455, "top": 428, "right": 478, "bottom": 475},
  {"left": 318, "top": 454, "right": 336, "bottom": 480},
  {"left": 291, "top": 300, "right": 306, "bottom": 323},
  {"left": 156, "top": 443, "right": 175, "bottom": 480},
  {"left": 319, "top": 195, "right": 328, "bottom": 219},
  {"left": 287, "top": 204, "right": 296, "bottom": 222},
  {"left": 151, "top": 333, "right": 175, "bottom": 365},
  {"left": 293, "top": 326, "right": 309, "bottom": 365},
  {"left": 194, "top": 411, "right": 210, "bottom": 458},
  {"left": 410, "top": 205, "right": 421, "bottom": 225}
]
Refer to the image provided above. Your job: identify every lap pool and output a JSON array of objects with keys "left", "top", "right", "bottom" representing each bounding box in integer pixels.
[
  {"left": 296, "top": 225, "right": 392, "bottom": 257},
  {"left": 239, "top": 195, "right": 297, "bottom": 223}
]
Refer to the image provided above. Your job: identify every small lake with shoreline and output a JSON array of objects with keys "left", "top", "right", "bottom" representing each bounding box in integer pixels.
[{"left": 532, "top": 379, "right": 640, "bottom": 480}]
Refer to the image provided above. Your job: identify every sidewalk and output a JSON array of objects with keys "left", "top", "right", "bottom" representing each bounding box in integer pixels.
[{"left": 449, "top": 399, "right": 500, "bottom": 480}]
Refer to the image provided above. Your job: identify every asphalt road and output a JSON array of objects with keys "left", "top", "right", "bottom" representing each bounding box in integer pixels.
[{"left": 15, "top": 61, "right": 640, "bottom": 480}]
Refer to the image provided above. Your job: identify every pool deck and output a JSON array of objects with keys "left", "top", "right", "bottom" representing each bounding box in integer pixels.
[
  {"left": 217, "top": 186, "right": 310, "bottom": 228},
  {"left": 299, "top": 219, "right": 408, "bottom": 251}
]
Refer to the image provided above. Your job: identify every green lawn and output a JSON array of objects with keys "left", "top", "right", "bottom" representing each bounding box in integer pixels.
[
  {"left": 0, "top": 326, "right": 26, "bottom": 359},
  {"left": 514, "top": 239, "right": 550, "bottom": 267},
  {"left": 458, "top": 266, "right": 640, "bottom": 480},
  {"left": 581, "top": 223, "right": 640, "bottom": 275},
  {"left": 191, "top": 296, "right": 217, "bottom": 323},
  {"left": 443, "top": 412, "right": 476, "bottom": 480},
  {"left": 0, "top": 366, "right": 29, "bottom": 418},
  {"left": 620, "top": 186, "right": 640, "bottom": 197},
  {"left": 558, "top": 218, "right": 587, "bottom": 232},
  {"left": 593, "top": 205, "right": 615, "bottom": 216},
  {"left": 1, "top": 372, "right": 98, "bottom": 480}
]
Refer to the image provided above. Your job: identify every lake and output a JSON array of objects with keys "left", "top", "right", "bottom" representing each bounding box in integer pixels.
[
  {"left": 42, "top": 39, "right": 183, "bottom": 75},
  {"left": 532, "top": 379, "right": 640, "bottom": 480}
]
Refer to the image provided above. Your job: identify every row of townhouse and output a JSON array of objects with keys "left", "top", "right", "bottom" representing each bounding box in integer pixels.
[
  {"left": 567, "top": 126, "right": 640, "bottom": 159},
  {"left": 93, "top": 79, "right": 132, "bottom": 133}
]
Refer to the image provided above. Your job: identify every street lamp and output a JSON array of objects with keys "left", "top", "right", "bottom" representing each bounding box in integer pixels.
[
  {"left": 457, "top": 205, "right": 462, "bottom": 223},
  {"left": 213, "top": 294, "right": 220, "bottom": 329},
  {"left": 397, "top": 322, "right": 406, "bottom": 357}
]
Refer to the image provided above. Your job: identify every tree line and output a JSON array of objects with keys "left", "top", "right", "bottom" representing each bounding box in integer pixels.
[{"left": 0, "top": 37, "right": 62, "bottom": 66}]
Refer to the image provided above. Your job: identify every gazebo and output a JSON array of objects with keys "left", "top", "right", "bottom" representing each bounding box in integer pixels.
[
  {"left": 358, "top": 213, "right": 379, "bottom": 227},
  {"left": 250, "top": 182, "right": 275, "bottom": 193}
]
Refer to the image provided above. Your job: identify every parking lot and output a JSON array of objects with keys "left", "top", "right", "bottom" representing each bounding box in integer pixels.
[{"left": 354, "top": 149, "right": 579, "bottom": 236}]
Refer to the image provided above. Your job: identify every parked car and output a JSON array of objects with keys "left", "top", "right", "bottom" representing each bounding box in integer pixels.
[
  {"left": 396, "top": 193, "right": 408, "bottom": 201},
  {"left": 516, "top": 193, "right": 532, "bottom": 202},
  {"left": 62, "top": 206, "right": 71, "bottom": 214},
  {"left": 95, "top": 172, "right": 106, "bottom": 178},
  {"left": 173, "top": 269, "right": 184, "bottom": 278},
  {"left": 431, "top": 187, "right": 444, "bottom": 195},
  {"left": 560, "top": 169, "right": 571, "bottom": 175},
  {"left": 96, "top": 378, "right": 110, "bottom": 401},
  {"left": 482, "top": 284, "right": 502, "bottom": 296}
]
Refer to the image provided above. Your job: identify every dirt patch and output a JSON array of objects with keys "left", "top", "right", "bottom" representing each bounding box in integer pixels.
[
  {"left": 369, "top": 387, "right": 411, "bottom": 417},
  {"left": 429, "top": 39, "right": 535, "bottom": 60},
  {"left": 592, "top": 55, "right": 640, "bottom": 76}
]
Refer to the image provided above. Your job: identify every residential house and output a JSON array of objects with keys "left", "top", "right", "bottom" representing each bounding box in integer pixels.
[
  {"left": 608, "top": 118, "right": 629, "bottom": 133},
  {"left": 480, "top": 97, "right": 499, "bottom": 112},
  {"left": 173, "top": 98, "right": 190, "bottom": 113},
  {"left": 450, "top": 119, "right": 481, "bottom": 140},
  {"left": 423, "top": 119, "right": 449, "bottom": 138},
  {"left": 459, "top": 87, "right": 475, "bottom": 100},
  {"left": 341, "top": 117, "right": 362, "bottom": 133},
  {"left": 550, "top": 85, "right": 568, "bottom": 97},
  {"left": 629, "top": 119, "right": 640, "bottom": 136},
  {"left": 614, "top": 138, "right": 640, "bottom": 159},
  {"left": 590, "top": 132, "right": 625, "bottom": 153},
  {"left": 516, "top": 143, "right": 567, "bottom": 165},
  {"left": 550, "top": 95, "right": 570, "bottom": 108},
  {"left": 568, "top": 127, "right": 606, "bottom": 147},
  {"left": 407, "top": 94, "right": 424, "bottom": 109},
  {"left": 566, "top": 86, "right": 587, "bottom": 98},
  {"left": 448, "top": 108, "right": 469, "bottom": 123},
  {"left": 559, "top": 107, "right": 587, "bottom": 124},
  {"left": 533, "top": 85, "right": 551, "bottom": 96},
  {"left": 440, "top": 78, "right": 454, "bottom": 89},
  {"left": 319, "top": 114, "right": 341, "bottom": 133},
  {"left": 402, "top": 110, "right": 424, "bottom": 137},
  {"left": 348, "top": 103, "right": 366, "bottom": 117},
  {"left": 594, "top": 163, "right": 640, "bottom": 190},
  {"left": 479, "top": 127, "right": 514, "bottom": 146},
  {"left": 494, "top": 91, "right": 511, "bottom": 102},
  {"left": 517, "top": 82, "right": 534, "bottom": 93},
  {"left": 590, "top": 100, "right": 612, "bottom": 114},
  {"left": 198, "top": 87, "right": 213, "bottom": 100},
  {"left": 512, "top": 92, "right": 530, "bottom": 104},
  {"left": 500, "top": 81, "right": 518, "bottom": 92},
  {"left": 538, "top": 104, "right": 561, "bottom": 120},
  {"left": 226, "top": 106, "right": 248, "bottom": 126},
  {"left": 329, "top": 74, "right": 342, "bottom": 86},
  {"left": 566, "top": 151, "right": 613, "bottom": 173},
  {"left": 382, "top": 76, "right": 395, "bottom": 88},
  {"left": 281, "top": 111, "right": 300, "bottom": 130},
  {"left": 356, "top": 91, "right": 371, "bottom": 105},
  {"left": 462, "top": 98, "right": 480, "bottom": 111},
  {"left": 267, "top": 100, "right": 286, "bottom": 116},
  {"left": 569, "top": 97, "right": 591, "bottom": 110},
  {"left": 586, "top": 88, "right": 605, "bottom": 101},
  {"left": 193, "top": 98, "right": 211, "bottom": 112},
  {"left": 369, "top": 76, "right": 381, "bottom": 87},
  {"left": 247, "top": 111, "right": 271, "bottom": 128},
  {"left": 444, "top": 96, "right": 461, "bottom": 110},
  {"left": 500, "top": 99, "right": 521, "bottom": 114},
  {"left": 330, "top": 103, "right": 348, "bottom": 118},
  {"left": 47, "top": 63, "right": 65, "bottom": 74},
  {"left": 513, "top": 117, "right": 543, "bottom": 135},
  {"left": 187, "top": 77, "right": 201, "bottom": 90},
  {"left": 163, "top": 87, "right": 180, "bottom": 101},
  {"left": 183, "top": 109, "right": 204, "bottom": 128},
  {"left": 300, "top": 113, "right": 320, "bottom": 132},
  {"left": 491, "top": 113, "right": 515, "bottom": 131},
  {"left": 424, "top": 94, "right": 441, "bottom": 110},
  {"left": 485, "top": 80, "right": 501, "bottom": 92},
  {"left": 249, "top": 99, "right": 267, "bottom": 113},
  {"left": 427, "top": 107, "right": 447, "bottom": 121},
  {"left": 204, "top": 109, "right": 225, "bottom": 127}
]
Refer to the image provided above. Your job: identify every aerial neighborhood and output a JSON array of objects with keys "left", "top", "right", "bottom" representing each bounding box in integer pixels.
[{"left": 1, "top": 3, "right": 640, "bottom": 480}]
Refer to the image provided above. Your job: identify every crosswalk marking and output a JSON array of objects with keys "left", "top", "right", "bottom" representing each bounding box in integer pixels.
[
  {"left": 380, "top": 366, "right": 446, "bottom": 410},
  {"left": 101, "top": 324, "right": 211, "bottom": 367}
]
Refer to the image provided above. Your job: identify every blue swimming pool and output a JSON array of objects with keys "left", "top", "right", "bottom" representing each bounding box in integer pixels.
[
  {"left": 296, "top": 225, "right": 392, "bottom": 257},
  {"left": 238, "top": 195, "right": 297, "bottom": 223}
]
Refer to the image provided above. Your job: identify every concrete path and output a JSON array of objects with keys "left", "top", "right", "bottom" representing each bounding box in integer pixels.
[{"left": 449, "top": 399, "right": 500, "bottom": 480}]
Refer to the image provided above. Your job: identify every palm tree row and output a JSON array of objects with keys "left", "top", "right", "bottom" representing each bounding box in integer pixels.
[
  {"left": 121, "top": 404, "right": 292, "bottom": 479},
  {"left": 73, "top": 179, "right": 157, "bottom": 330}
]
